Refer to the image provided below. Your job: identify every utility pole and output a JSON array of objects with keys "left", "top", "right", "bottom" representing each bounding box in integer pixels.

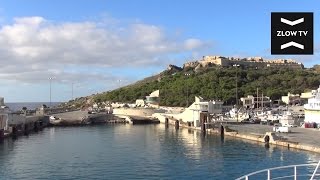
[
  {"left": 185, "top": 73, "right": 191, "bottom": 107},
  {"left": 48, "top": 77, "right": 55, "bottom": 107},
  {"left": 72, "top": 82, "right": 74, "bottom": 101},
  {"left": 118, "top": 79, "right": 121, "bottom": 103},
  {"left": 233, "top": 64, "right": 240, "bottom": 122}
]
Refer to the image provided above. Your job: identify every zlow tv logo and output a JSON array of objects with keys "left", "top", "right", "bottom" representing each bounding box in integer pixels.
[{"left": 271, "top": 12, "right": 313, "bottom": 54}]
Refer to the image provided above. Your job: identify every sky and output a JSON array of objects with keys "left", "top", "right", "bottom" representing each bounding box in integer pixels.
[{"left": 0, "top": 0, "right": 319, "bottom": 102}]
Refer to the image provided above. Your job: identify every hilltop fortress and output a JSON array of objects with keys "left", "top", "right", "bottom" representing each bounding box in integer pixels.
[{"left": 183, "top": 56, "right": 304, "bottom": 69}]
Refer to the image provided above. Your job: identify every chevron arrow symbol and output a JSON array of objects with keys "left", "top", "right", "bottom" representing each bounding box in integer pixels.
[
  {"left": 280, "top": 41, "right": 304, "bottom": 49},
  {"left": 281, "top": 18, "right": 304, "bottom": 26}
]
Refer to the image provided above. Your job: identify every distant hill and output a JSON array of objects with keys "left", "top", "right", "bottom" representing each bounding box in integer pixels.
[{"left": 64, "top": 57, "right": 320, "bottom": 108}]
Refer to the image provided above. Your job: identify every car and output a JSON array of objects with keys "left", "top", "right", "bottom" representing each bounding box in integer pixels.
[
  {"left": 273, "top": 123, "right": 282, "bottom": 127},
  {"left": 273, "top": 126, "right": 291, "bottom": 133},
  {"left": 241, "top": 118, "right": 251, "bottom": 124},
  {"left": 282, "top": 123, "right": 297, "bottom": 127}
]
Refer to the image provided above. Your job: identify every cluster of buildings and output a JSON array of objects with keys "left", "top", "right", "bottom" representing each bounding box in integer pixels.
[
  {"left": 89, "top": 90, "right": 161, "bottom": 113},
  {"left": 239, "top": 89, "right": 317, "bottom": 109},
  {"left": 0, "top": 97, "right": 46, "bottom": 138},
  {"left": 202, "top": 56, "right": 304, "bottom": 69},
  {"left": 184, "top": 55, "right": 304, "bottom": 69},
  {"left": 152, "top": 85, "right": 320, "bottom": 128}
]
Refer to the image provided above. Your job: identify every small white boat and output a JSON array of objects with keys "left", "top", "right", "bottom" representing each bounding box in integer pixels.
[{"left": 49, "top": 116, "right": 61, "bottom": 125}]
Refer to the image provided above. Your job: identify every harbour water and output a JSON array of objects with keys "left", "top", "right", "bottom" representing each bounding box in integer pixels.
[{"left": 0, "top": 124, "right": 319, "bottom": 179}]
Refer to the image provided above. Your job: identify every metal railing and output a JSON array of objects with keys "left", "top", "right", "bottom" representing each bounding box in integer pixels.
[{"left": 236, "top": 162, "right": 320, "bottom": 180}]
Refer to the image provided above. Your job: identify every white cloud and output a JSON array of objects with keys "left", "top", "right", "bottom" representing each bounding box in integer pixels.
[
  {"left": 184, "top": 38, "right": 208, "bottom": 50},
  {"left": 0, "top": 16, "right": 210, "bottom": 84}
]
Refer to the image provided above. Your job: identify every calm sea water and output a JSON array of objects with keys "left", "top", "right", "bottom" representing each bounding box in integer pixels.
[
  {"left": 0, "top": 124, "right": 319, "bottom": 180},
  {"left": 6, "top": 102, "right": 62, "bottom": 111}
]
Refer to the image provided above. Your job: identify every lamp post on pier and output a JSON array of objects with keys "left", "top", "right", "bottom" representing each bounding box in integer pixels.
[
  {"left": 72, "top": 82, "right": 74, "bottom": 101},
  {"left": 233, "top": 64, "right": 240, "bottom": 122},
  {"left": 118, "top": 79, "right": 122, "bottom": 103},
  {"left": 48, "top": 77, "right": 55, "bottom": 108}
]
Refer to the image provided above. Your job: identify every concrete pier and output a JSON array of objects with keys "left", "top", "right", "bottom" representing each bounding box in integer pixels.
[{"left": 153, "top": 113, "right": 320, "bottom": 154}]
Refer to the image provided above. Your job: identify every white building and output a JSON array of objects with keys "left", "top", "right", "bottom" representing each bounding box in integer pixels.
[
  {"left": 170, "top": 96, "right": 223, "bottom": 127},
  {"left": 146, "top": 90, "right": 160, "bottom": 108},
  {"left": 282, "top": 92, "right": 301, "bottom": 105},
  {"left": 0, "top": 97, "right": 26, "bottom": 131},
  {"left": 240, "top": 95, "right": 271, "bottom": 108},
  {"left": 304, "top": 86, "right": 320, "bottom": 124},
  {"left": 0, "top": 97, "right": 10, "bottom": 131},
  {"left": 135, "top": 99, "right": 146, "bottom": 107}
]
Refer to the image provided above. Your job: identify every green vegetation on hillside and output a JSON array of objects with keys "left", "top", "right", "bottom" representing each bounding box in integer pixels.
[{"left": 94, "top": 66, "right": 320, "bottom": 107}]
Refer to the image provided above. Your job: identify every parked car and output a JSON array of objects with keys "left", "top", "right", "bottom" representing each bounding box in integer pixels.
[
  {"left": 273, "top": 123, "right": 282, "bottom": 127},
  {"left": 282, "top": 123, "right": 297, "bottom": 127},
  {"left": 273, "top": 126, "right": 291, "bottom": 133}
]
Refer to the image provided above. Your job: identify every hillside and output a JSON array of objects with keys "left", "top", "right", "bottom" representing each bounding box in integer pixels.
[{"left": 90, "top": 64, "right": 320, "bottom": 107}]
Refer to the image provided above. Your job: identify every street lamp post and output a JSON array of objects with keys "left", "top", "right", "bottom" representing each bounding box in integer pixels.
[
  {"left": 72, "top": 82, "right": 74, "bottom": 101},
  {"left": 185, "top": 73, "right": 191, "bottom": 107},
  {"left": 118, "top": 80, "right": 122, "bottom": 102},
  {"left": 233, "top": 64, "right": 240, "bottom": 122},
  {"left": 48, "top": 77, "right": 55, "bottom": 107}
]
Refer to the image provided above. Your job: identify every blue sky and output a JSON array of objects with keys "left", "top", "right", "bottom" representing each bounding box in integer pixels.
[{"left": 0, "top": 0, "right": 319, "bottom": 102}]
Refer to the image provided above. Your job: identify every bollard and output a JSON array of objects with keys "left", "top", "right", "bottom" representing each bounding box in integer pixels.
[
  {"left": 165, "top": 118, "right": 169, "bottom": 127},
  {"left": 201, "top": 122, "right": 206, "bottom": 135},
  {"left": 12, "top": 126, "right": 18, "bottom": 138},
  {"left": 24, "top": 124, "right": 29, "bottom": 135},
  {"left": 0, "top": 129, "right": 4, "bottom": 140},
  {"left": 39, "top": 121, "right": 43, "bottom": 131},
  {"left": 34, "top": 122, "right": 39, "bottom": 132},
  {"left": 220, "top": 125, "right": 224, "bottom": 136},
  {"left": 175, "top": 120, "right": 179, "bottom": 129}
]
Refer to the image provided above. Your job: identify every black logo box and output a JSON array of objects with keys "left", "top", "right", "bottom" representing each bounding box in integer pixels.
[{"left": 271, "top": 12, "right": 313, "bottom": 55}]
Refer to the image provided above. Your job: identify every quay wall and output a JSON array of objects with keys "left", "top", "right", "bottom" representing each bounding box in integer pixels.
[
  {"left": 113, "top": 108, "right": 166, "bottom": 117},
  {"left": 223, "top": 130, "right": 320, "bottom": 153},
  {"left": 152, "top": 113, "right": 167, "bottom": 124},
  {"left": 153, "top": 113, "right": 320, "bottom": 154},
  {"left": 90, "top": 114, "right": 114, "bottom": 123}
]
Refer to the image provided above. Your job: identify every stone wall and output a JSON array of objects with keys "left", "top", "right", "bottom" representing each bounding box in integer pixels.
[{"left": 113, "top": 108, "right": 166, "bottom": 117}]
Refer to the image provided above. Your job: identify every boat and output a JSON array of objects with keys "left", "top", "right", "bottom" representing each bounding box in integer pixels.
[
  {"left": 304, "top": 86, "right": 320, "bottom": 125},
  {"left": 49, "top": 116, "right": 61, "bottom": 125},
  {"left": 265, "top": 110, "right": 280, "bottom": 122},
  {"left": 229, "top": 107, "right": 250, "bottom": 121},
  {"left": 278, "top": 110, "right": 295, "bottom": 126},
  {"left": 255, "top": 110, "right": 267, "bottom": 122}
]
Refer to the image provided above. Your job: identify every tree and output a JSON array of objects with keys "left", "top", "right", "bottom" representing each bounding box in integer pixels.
[{"left": 85, "top": 67, "right": 320, "bottom": 107}]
